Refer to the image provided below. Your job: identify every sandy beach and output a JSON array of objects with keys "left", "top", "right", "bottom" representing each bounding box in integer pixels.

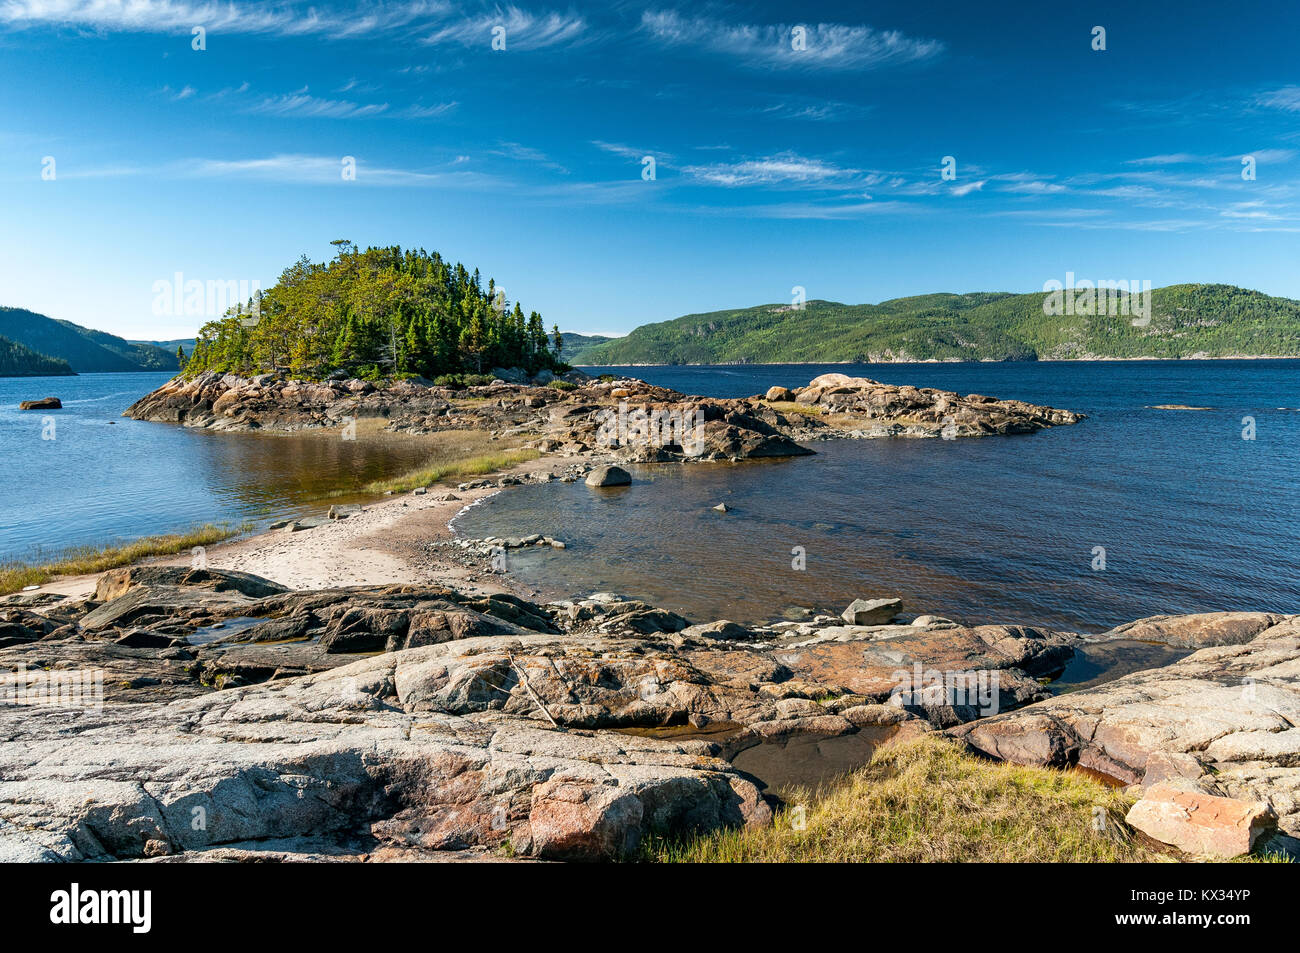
[{"left": 39, "top": 452, "right": 573, "bottom": 602}]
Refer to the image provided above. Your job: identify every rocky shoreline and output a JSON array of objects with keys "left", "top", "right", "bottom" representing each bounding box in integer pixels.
[
  {"left": 1, "top": 566, "right": 1296, "bottom": 862},
  {"left": 7, "top": 370, "right": 1293, "bottom": 863},
  {"left": 124, "top": 370, "right": 1085, "bottom": 462}
]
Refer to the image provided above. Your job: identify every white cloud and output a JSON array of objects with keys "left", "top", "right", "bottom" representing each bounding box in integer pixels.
[
  {"left": 180, "top": 153, "right": 497, "bottom": 187},
  {"left": 422, "top": 6, "right": 585, "bottom": 50},
  {"left": 592, "top": 140, "right": 667, "bottom": 162},
  {"left": 1257, "top": 86, "right": 1300, "bottom": 112},
  {"left": 640, "top": 10, "right": 942, "bottom": 70},
  {"left": 0, "top": 1, "right": 444, "bottom": 39},
  {"left": 682, "top": 152, "right": 859, "bottom": 187},
  {"left": 247, "top": 93, "right": 390, "bottom": 118}
]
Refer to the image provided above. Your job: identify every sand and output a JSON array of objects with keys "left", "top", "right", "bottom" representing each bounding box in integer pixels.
[{"left": 39, "top": 454, "right": 574, "bottom": 601}]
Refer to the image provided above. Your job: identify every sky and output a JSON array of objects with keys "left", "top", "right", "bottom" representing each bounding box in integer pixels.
[{"left": 0, "top": 0, "right": 1298, "bottom": 340}]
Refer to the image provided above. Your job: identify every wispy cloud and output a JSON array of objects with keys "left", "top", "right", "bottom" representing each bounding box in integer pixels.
[
  {"left": 592, "top": 140, "right": 670, "bottom": 162},
  {"left": 402, "top": 101, "right": 457, "bottom": 118},
  {"left": 247, "top": 93, "right": 390, "bottom": 119},
  {"left": 0, "top": 0, "right": 450, "bottom": 38},
  {"left": 753, "top": 98, "right": 875, "bottom": 122},
  {"left": 181, "top": 153, "right": 496, "bottom": 187},
  {"left": 490, "top": 141, "right": 569, "bottom": 173},
  {"left": 682, "top": 152, "right": 860, "bottom": 187},
  {"left": 1257, "top": 85, "right": 1300, "bottom": 112},
  {"left": 422, "top": 6, "right": 586, "bottom": 50},
  {"left": 640, "top": 10, "right": 943, "bottom": 70}
]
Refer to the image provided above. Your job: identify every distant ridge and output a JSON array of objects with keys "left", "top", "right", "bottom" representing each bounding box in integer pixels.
[
  {"left": 580, "top": 284, "right": 1300, "bottom": 364},
  {"left": 0, "top": 307, "right": 182, "bottom": 373},
  {"left": 557, "top": 331, "right": 614, "bottom": 363},
  {"left": 0, "top": 333, "right": 75, "bottom": 377}
]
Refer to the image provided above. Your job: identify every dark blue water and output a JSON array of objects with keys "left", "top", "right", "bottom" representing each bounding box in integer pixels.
[
  {"left": 454, "top": 360, "right": 1300, "bottom": 632},
  {"left": 0, "top": 373, "right": 439, "bottom": 563}
]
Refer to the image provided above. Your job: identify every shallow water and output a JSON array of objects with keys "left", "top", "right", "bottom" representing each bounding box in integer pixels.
[
  {"left": 0, "top": 372, "right": 438, "bottom": 562},
  {"left": 457, "top": 359, "right": 1300, "bottom": 632}
]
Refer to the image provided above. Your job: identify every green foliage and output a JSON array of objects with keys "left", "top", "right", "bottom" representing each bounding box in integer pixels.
[
  {"left": 581, "top": 284, "right": 1300, "bottom": 364},
  {"left": 553, "top": 331, "right": 614, "bottom": 363},
  {"left": 546, "top": 379, "right": 577, "bottom": 391},
  {"left": 183, "top": 245, "right": 564, "bottom": 381},
  {"left": 432, "top": 372, "right": 495, "bottom": 389},
  {"left": 0, "top": 334, "right": 75, "bottom": 376}
]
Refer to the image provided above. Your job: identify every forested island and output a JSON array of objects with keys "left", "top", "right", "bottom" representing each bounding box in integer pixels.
[
  {"left": 184, "top": 242, "right": 566, "bottom": 382},
  {"left": 581, "top": 283, "right": 1300, "bottom": 364}
]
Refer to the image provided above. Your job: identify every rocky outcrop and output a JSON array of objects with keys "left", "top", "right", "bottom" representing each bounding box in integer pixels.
[
  {"left": 18, "top": 397, "right": 61, "bottom": 410},
  {"left": 0, "top": 570, "right": 1108, "bottom": 861},
  {"left": 125, "top": 371, "right": 1083, "bottom": 465},
  {"left": 785, "top": 372, "right": 1083, "bottom": 438},
  {"left": 950, "top": 612, "right": 1300, "bottom": 847}
]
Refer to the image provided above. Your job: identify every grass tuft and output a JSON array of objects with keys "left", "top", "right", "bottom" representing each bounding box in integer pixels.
[
  {"left": 649, "top": 736, "right": 1172, "bottom": 863},
  {"left": 0, "top": 523, "right": 251, "bottom": 596},
  {"left": 358, "top": 447, "right": 539, "bottom": 494},
  {"left": 763, "top": 400, "right": 826, "bottom": 417}
]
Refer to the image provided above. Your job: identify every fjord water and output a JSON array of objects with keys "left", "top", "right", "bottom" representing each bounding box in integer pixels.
[
  {"left": 0, "top": 372, "right": 435, "bottom": 563},
  {"left": 457, "top": 360, "right": 1300, "bottom": 632}
]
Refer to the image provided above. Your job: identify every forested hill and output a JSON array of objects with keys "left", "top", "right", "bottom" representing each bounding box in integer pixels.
[
  {"left": 184, "top": 243, "right": 565, "bottom": 382},
  {"left": 557, "top": 332, "right": 614, "bottom": 363},
  {"left": 0, "top": 308, "right": 180, "bottom": 373},
  {"left": 0, "top": 334, "right": 74, "bottom": 376},
  {"left": 579, "top": 284, "right": 1300, "bottom": 364}
]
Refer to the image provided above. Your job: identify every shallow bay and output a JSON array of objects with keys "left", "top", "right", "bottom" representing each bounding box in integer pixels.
[{"left": 456, "top": 359, "right": 1300, "bottom": 631}]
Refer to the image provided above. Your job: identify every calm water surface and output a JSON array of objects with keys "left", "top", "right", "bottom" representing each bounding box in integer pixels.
[
  {"left": 0, "top": 372, "right": 437, "bottom": 562},
  {"left": 455, "top": 360, "right": 1300, "bottom": 632}
]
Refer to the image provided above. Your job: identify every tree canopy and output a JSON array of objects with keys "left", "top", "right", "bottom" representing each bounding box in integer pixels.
[{"left": 184, "top": 244, "right": 563, "bottom": 381}]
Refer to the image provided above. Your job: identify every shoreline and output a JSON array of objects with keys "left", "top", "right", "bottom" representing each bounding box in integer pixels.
[
  {"left": 33, "top": 449, "right": 575, "bottom": 603},
  {"left": 578, "top": 354, "right": 1300, "bottom": 368}
]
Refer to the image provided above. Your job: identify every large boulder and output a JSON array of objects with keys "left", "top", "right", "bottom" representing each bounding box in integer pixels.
[
  {"left": 585, "top": 465, "right": 631, "bottom": 487},
  {"left": 18, "top": 397, "right": 61, "bottom": 411},
  {"left": 841, "top": 598, "right": 903, "bottom": 625},
  {"left": 1125, "top": 784, "right": 1276, "bottom": 858}
]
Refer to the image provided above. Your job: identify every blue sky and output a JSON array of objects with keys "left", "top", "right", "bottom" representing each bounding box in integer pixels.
[{"left": 1, "top": 0, "right": 1298, "bottom": 339}]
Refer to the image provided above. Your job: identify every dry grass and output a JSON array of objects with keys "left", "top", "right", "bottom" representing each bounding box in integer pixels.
[
  {"left": 0, "top": 523, "right": 251, "bottom": 596},
  {"left": 650, "top": 736, "right": 1172, "bottom": 863},
  {"left": 356, "top": 430, "right": 539, "bottom": 494},
  {"left": 763, "top": 400, "right": 825, "bottom": 417}
]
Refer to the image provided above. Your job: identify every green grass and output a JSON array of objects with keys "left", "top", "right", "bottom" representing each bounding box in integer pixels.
[
  {"left": 359, "top": 447, "right": 539, "bottom": 494},
  {"left": 763, "top": 400, "right": 826, "bottom": 417},
  {"left": 649, "top": 736, "right": 1172, "bottom": 863},
  {"left": 0, "top": 523, "right": 252, "bottom": 595}
]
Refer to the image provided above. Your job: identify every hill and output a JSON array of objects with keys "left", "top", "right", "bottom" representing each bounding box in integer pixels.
[
  {"left": 558, "top": 332, "right": 615, "bottom": 363},
  {"left": 0, "top": 307, "right": 182, "bottom": 373},
  {"left": 183, "top": 243, "right": 564, "bottom": 381},
  {"left": 0, "top": 334, "right": 75, "bottom": 377},
  {"left": 580, "top": 284, "right": 1300, "bottom": 364},
  {"left": 132, "top": 338, "right": 197, "bottom": 359}
]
